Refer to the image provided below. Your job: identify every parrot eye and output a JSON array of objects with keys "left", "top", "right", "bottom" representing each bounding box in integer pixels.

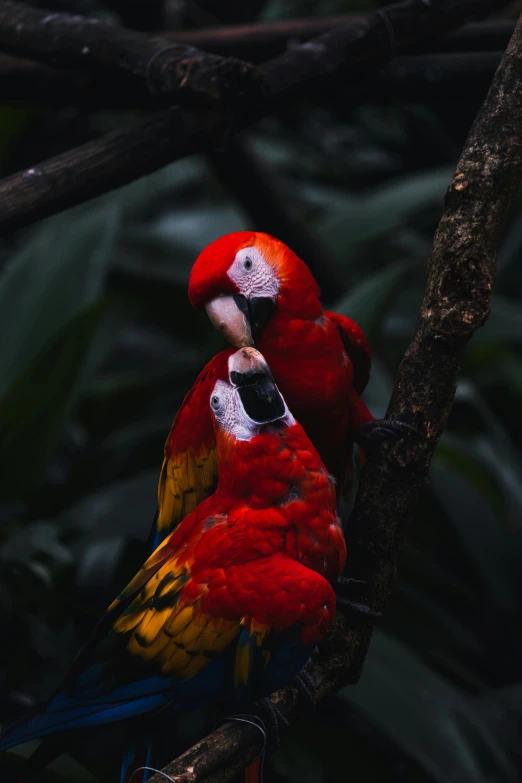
[
  {"left": 243, "top": 256, "right": 253, "bottom": 271},
  {"left": 210, "top": 395, "right": 221, "bottom": 411}
]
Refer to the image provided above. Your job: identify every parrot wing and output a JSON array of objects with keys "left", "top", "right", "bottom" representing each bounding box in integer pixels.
[
  {"left": 324, "top": 311, "right": 371, "bottom": 395},
  {"left": 153, "top": 349, "right": 233, "bottom": 550},
  {"left": 0, "top": 520, "right": 241, "bottom": 750},
  {"left": 323, "top": 312, "right": 373, "bottom": 500}
]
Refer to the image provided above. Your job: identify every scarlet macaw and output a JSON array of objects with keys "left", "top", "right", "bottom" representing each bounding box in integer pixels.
[
  {"left": 154, "top": 231, "right": 410, "bottom": 551},
  {"left": 0, "top": 348, "right": 346, "bottom": 783}
]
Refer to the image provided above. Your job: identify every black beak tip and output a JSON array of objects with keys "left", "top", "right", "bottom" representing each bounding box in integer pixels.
[
  {"left": 233, "top": 294, "right": 275, "bottom": 341},
  {"left": 232, "top": 371, "right": 286, "bottom": 424}
]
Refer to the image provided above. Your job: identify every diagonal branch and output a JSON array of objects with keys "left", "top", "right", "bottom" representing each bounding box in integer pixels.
[
  {"left": 144, "top": 10, "right": 522, "bottom": 783},
  {"left": 0, "top": 0, "right": 510, "bottom": 234},
  {"left": 0, "top": 1, "right": 259, "bottom": 107}
]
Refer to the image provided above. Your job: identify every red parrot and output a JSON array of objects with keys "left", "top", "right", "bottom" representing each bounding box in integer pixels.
[
  {"left": 154, "top": 231, "right": 411, "bottom": 550},
  {"left": 0, "top": 349, "right": 346, "bottom": 783}
]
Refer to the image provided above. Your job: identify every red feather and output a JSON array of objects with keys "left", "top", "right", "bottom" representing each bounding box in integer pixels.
[{"left": 160, "top": 232, "right": 374, "bottom": 544}]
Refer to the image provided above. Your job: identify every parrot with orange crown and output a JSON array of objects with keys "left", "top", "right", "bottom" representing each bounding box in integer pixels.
[
  {"left": 154, "top": 231, "right": 413, "bottom": 552},
  {"left": 0, "top": 349, "right": 346, "bottom": 783}
]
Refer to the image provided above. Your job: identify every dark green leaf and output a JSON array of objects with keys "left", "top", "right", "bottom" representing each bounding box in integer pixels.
[
  {"left": 0, "top": 303, "right": 106, "bottom": 503},
  {"left": 4, "top": 744, "right": 98, "bottom": 782},
  {"left": 332, "top": 263, "right": 408, "bottom": 344},
  {"left": 433, "top": 435, "right": 509, "bottom": 519},
  {"left": 0, "top": 207, "right": 119, "bottom": 390},
  {"left": 342, "top": 631, "right": 518, "bottom": 783}
]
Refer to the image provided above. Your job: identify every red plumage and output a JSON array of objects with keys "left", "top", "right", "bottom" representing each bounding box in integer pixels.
[
  {"left": 1, "top": 352, "right": 345, "bottom": 783},
  {"left": 156, "top": 232, "right": 374, "bottom": 545}
]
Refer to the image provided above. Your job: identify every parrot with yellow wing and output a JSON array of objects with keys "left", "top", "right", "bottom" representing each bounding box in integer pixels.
[
  {"left": 0, "top": 348, "right": 346, "bottom": 783},
  {"left": 154, "top": 231, "right": 413, "bottom": 551}
]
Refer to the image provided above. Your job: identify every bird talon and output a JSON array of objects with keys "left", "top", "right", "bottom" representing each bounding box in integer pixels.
[
  {"left": 335, "top": 578, "right": 381, "bottom": 619},
  {"left": 291, "top": 670, "right": 317, "bottom": 711},
  {"left": 337, "top": 576, "right": 367, "bottom": 587},
  {"left": 253, "top": 697, "right": 288, "bottom": 750},
  {"left": 357, "top": 419, "right": 419, "bottom": 448},
  {"left": 336, "top": 597, "right": 381, "bottom": 618}
]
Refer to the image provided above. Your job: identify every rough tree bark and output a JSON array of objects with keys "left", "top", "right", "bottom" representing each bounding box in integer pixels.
[
  {"left": 143, "top": 11, "right": 522, "bottom": 783},
  {"left": 0, "top": 0, "right": 511, "bottom": 233}
]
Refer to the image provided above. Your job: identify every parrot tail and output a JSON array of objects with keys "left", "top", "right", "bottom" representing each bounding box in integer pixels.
[
  {"left": 121, "top": 739, "right": 153, "bottom": 783},
  {"left": 244, "top": 758, "right": 262, "bottom": 783}
]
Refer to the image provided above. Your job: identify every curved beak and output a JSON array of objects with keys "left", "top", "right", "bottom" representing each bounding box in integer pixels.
[
  {"left": 205, "top": 295, "right": 253, "bottom": 348},
  {"left": 229, "top": 348, "right": 286, "bottom": 425},
  {"left": 205, "top": 294, "right": 275, "bottom": 348}
]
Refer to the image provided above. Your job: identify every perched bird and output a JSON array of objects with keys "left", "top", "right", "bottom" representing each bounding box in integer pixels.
[
  {"left": 155, "top": 231, "right": 411, "bottom": 550},
  {"left": 0, "top": 348, "right": 346, "bottom": 783}
]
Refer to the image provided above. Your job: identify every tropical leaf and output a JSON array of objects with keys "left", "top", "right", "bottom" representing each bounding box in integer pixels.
[
  {"left": 332, "top": 263, "right": 408, "bottom": 344},
  {"left": 341, "top": 631, "right": 518, "bottom": 783},
  {"left": 0, "top": 303, "right": 106, "bottom": 503},
  {"left": 0, "top": 207, "right": 119, "bottom": 391},
  {"left": 4, "top": 743, "right": 98, "bottom": 782}
]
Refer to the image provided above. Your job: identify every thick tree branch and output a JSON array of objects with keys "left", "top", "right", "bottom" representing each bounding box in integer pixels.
[
  {"left": 0, "top": 50, "right": 505, "bottom": 108},
  {"left": 0, "top": 0, "right": 510, "bottom": 234},
  {"left": 0, "top": 108, "right": 232, "bottom": 233},
  {"left": 0, "top": 1, "right": 259, "bottom": 107},
  {"left": 145, "top": 10, "right": 522, "bottom": 783}
]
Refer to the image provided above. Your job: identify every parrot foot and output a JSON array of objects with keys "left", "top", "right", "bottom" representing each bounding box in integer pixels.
[
  {"left": 254, "top": 697, "right": 289, "bottom": 750},
  {"left": 335, "top": 577, "right": 381, "bottom": 620},
  {"left": 292, "top": 669, "right": 317, "bottom": 712},
  {"left": 357, "top": 419, "right": 418, "bottom": 448}
]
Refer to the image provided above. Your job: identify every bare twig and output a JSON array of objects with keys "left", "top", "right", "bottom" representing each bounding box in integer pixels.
[
  {"left": 167, "top": 18, "right": 516, "bottom": 62},
  {"left": 145, "top": 10, "right": 522, "bottom": 783},
  {"left": 0, "top": 0, "right": 510, "bottom": 233}
]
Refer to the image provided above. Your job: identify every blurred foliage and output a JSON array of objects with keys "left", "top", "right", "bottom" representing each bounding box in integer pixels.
[{"left": 0, "top": 0, "right": 521, "bottom": 782}]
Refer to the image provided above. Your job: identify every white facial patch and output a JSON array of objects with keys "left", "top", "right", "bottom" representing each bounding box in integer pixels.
[
  {"left": 227, "top": 246, "right": 280, "bottom": 301},
  {"left": 210, "top": 377, "right": 295, "bottom": 442},
  {"left": 210, "top": 379, "right": 259, "bottom": 441}
]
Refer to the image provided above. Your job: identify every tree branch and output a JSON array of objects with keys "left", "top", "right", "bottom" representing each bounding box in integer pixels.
[
  {"left": 0, "top": 0, "right": 510, "bottom": 234},
  {"left": 0, "top": 107, "right": 233, "bottom": 233},
  {"left": 144, "top": 9, "right": 522, "bottom": 783},
  {"left": 169, "top": 18, "right": 516, "bottom": 62},
  {"left": 0, "top": 19, "right": 514, "bottom": 105},
  {"left": 0, "top": 1, "right": 259, "bottom": 108}
]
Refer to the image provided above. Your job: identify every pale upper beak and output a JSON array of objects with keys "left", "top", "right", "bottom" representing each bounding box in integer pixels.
[
  {"left": 205, "top": 295, "right": 254, "bottom": 348},
  {"left": 228, "top": 346, "right": 269, "bottom": 377},
  {"left": 228, "top": 348, "right": 286, "bottom": 424}
]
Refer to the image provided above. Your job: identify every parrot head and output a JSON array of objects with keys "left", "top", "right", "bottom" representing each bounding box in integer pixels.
[
  {"left": 210, "top": 347, "right": 294, "bottom": 442},
  {"left": 188, "top": 232, "right": 321, "bottom": 348}
]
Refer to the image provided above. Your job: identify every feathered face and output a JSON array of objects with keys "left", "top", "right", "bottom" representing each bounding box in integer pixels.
[
  {"left": 210, "top": 348, "right": 294, "bottom": 441},
  {"left": 188, "top": 232, "right": 321, "bottom": 348}
]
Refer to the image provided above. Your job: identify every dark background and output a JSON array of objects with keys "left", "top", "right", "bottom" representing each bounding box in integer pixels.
[{"left": 1, "top": 1, "right": 522, "bottom": 781}]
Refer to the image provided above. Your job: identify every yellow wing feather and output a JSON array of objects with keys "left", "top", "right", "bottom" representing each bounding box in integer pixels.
[
  {"left": 156, "top": 445, "right": 218, "bottom": 541},
  {"left": 113, "top": 557, "right": 239, "bottom": 680}
]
